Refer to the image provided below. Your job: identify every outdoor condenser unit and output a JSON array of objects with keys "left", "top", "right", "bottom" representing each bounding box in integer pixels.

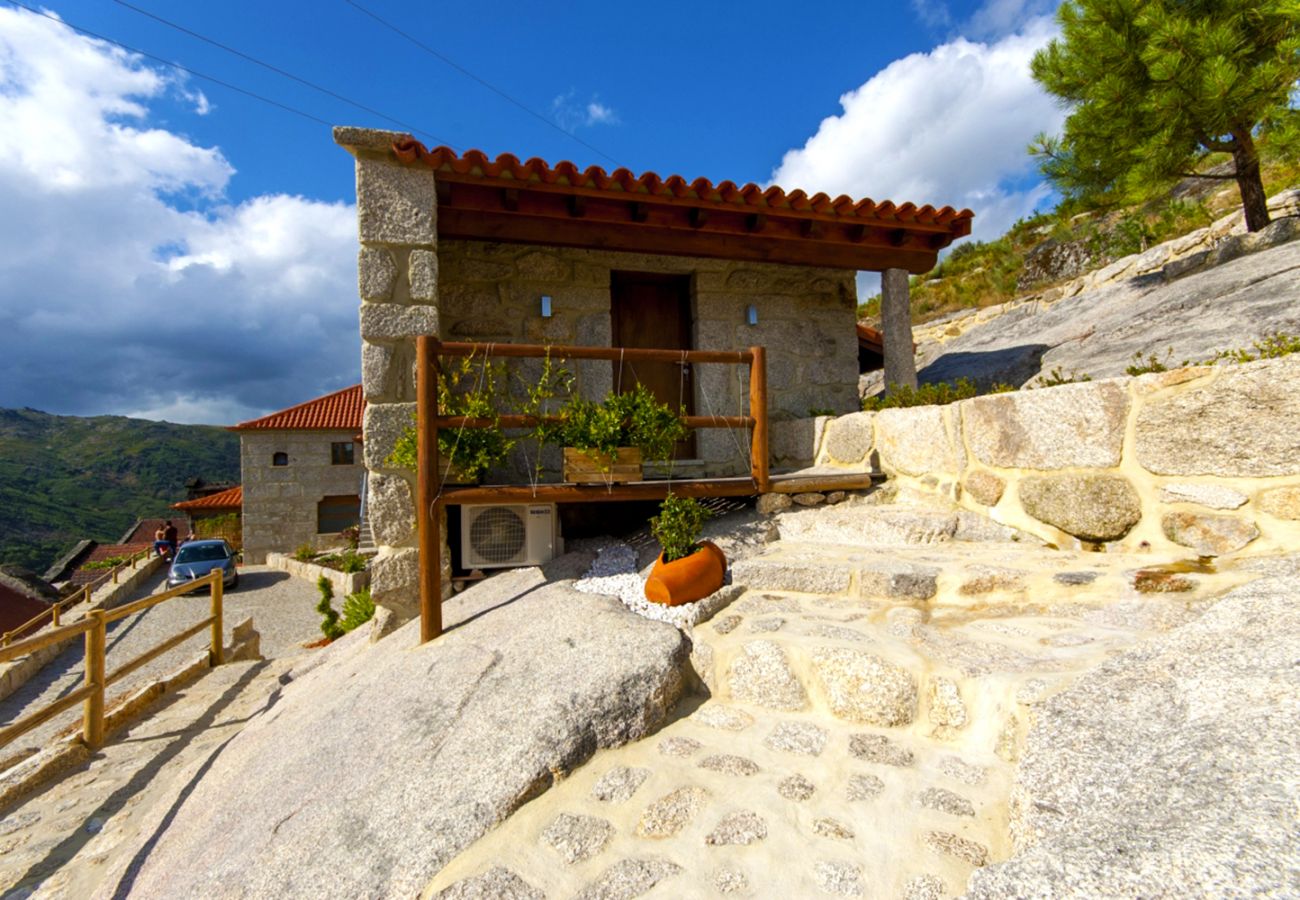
[{"left": 460, "top": 503, "right": 561, "bottom": 569}]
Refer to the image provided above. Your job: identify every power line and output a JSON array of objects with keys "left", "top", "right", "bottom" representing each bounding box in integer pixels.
[
  {"left": 7, "top": 2, "right": 334, "bottom": 129},
  {"left": 343, "top": 0, "right": 621, "bottom": 166},
  {"left": 109, "top": 0, "right": 452, "bottom": 147}
]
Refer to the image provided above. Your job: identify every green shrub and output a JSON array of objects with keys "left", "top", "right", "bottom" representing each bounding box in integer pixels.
[
  {"left": 339, "top": 587, "right": 375, "bottom": 633},
  {"left": 541, "top": 384, "right": 688, "bottom": 462},
  {"left": 650, "top": 494, "right": 711, "bottom": 563},
  {"left": 862, "top": 378, "right": 1013, "bottom": 411},
  {"left": 293, "top": 543, "right": 315, "bottom": 563},
  {"left": 316, "top": 575, "right": 343, "bottom": 640},
  {"left": 1211, "top": 331, "right": 1300, "bottom": 364},
  {"left": 1035, "top": 367, "right": 1093, "bottom": 387},
  {"left": 340, "top": 524, "right": 360, "bottom": 550},
  {"left": 807, "top": 407, "right": 835, "bottom": 417},
  {"left": 82, "top": 555, "right": 128, "bottom": 570}
]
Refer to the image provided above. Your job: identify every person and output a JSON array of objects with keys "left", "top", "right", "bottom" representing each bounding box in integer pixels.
[
  {"left": 163, "top": 520, "right": 179, "bottom": 560},
  {"left": 153, "top": 524, "right": 170, "bottom": 559}
]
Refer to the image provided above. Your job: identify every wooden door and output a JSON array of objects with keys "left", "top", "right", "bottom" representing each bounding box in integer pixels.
[{"left": 610, "top": 272, "right": 696, "bottom": 458}]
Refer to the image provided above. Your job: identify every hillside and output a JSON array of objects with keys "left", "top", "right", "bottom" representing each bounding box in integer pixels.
[{"left": 0, "top": 408, "right": 239, "bottom": 573}]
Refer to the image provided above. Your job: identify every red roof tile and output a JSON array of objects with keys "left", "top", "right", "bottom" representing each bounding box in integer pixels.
[
  {"left": 231, "top": 384, "right": 364, "bottom": 432},
  {"left": 172, "top": 485, "right": 242, "bottom": 511},
  {"left": 67, "top": 544, "right": 152, "bottom": 586},
  {"left": 392, "top": 141, "right": 974, "bottom": 231}
]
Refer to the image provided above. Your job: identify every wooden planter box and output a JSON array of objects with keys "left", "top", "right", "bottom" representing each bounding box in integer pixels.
[{"left": 563, "top": 447, "right": 643, "bottom": 484}]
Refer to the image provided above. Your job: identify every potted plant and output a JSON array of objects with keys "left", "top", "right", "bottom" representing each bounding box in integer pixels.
[
  {"left": 644, "top": 494, "right": 726, "bottom": 606},
  {"left": 546, "top": 385, "right": 689, "bottom": 484},
  {"left": 388, "top": 354, "right": 515, "bottom": 483}
]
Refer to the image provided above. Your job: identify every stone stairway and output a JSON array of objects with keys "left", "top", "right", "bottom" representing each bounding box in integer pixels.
[
  {"left": 424, "top": 494, "right": 1243, "bottom": 898},
  {"left": 0, "top": 656, "right": 298, "bottom": 899}
]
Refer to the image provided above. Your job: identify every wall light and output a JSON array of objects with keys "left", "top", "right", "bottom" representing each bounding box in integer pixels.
[
  {"left": 541, "top": 295, "right": 553, "bottom": 318},
  {"left": 746, "top": 305, "right": 758, "bottom": 326}
]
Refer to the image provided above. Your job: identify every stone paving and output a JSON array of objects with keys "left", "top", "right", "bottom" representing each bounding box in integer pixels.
[
  {"left": 0, "top": 656, "right": 296, "bottom": 899},
  {"left": 0, "top": 566, "right": 322, "bottom": 756},
  {"left": 425, "top": 502, "right": 1246, "bottom": 898}
]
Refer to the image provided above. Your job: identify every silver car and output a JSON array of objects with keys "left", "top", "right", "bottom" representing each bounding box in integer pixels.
[{"left": 167, "top": 539, "right": 238, "bottom": 590}]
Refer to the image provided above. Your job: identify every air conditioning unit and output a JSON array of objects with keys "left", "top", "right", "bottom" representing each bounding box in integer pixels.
[{"left": 460, "top": 503, "right": 561, "bottom": 569}]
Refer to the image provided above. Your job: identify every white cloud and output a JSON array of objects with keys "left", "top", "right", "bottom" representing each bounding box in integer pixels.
[
  {"left": 0, "top": 7, "right": 359, "bottom": 424},
  {"left": 551, "top": 90, "right": 620, "bottom": 130},
  {"left": 913, "top": 0, "right": 1058, "bottom": 40},
  {"left": 773, "top": 16, "right": 1063, "bottom": 268}
]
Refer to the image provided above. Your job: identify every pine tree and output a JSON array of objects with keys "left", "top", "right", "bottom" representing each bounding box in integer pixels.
[{"left": 1031, "top": 0, "right": 1300, "bottom": 231}]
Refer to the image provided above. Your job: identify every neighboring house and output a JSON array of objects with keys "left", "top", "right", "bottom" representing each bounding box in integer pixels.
[
  {"left": 172, "top": 485, "right": 243, "bottom": 547},
  {"left": 0, "top": 564, "right": 60, "bottom": 640},
  {"left": 43, "top": 534, "right": 154, "bottom": 586},
  {"left": 230, "top": 385, "right": 366, "bottom": 564},
  {"left": 332, "top": 127, "right": 971, "bottom": 620}
]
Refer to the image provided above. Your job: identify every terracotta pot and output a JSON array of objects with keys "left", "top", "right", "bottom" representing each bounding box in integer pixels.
[{"left": 644, "top": 540, "right": 727, "bottom": 606}]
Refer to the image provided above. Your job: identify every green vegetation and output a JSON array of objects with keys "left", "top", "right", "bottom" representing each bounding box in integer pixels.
[
  {"left": 293, "top": 543, "right": 315, "bottom": 563},
  {"left": 81, "top": 555, "right": 128, "bottom": 570},
  {"left": 1127, "top": 331, "right": 1300, "bottom": 375},
  {"left": 1030, "top": 0, "right": 1300, "bottom": 232},
  {"left": 541, "top": 384, "right": 688, "bottom": 463},
  {"left": 650, "top": 494, "right": 710, "bottom": 563},
  {"left": 339, "top": 587, "right": 375, "bottom": 633},
  {"left": 316, "top": 576, "right": 343, "bottom": 641},
  {"left": 862, "top": 378, "right": 1013, "bottom": 411},
  {"left": 316, "top": 549, "right": 367, "bottom": 574},
  {"left": 1035, "top": 367, "right": 1093, "bottom": 387},
  {"left": 195, "top": 513, "right": 241, "bottom": 551},
  {"left": 0, "top": 408, "right": 239, "bottom": 573}
]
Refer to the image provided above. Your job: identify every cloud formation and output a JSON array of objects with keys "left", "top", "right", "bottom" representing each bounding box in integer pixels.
[
  {"left": 0, "top": 7, "right": 359, "bottom": 424},
  {"left": 551, "top": 91, "right": 620, "bottom": 130},
  {"left": 774, "top": 18, "right": 1062, "bottom": 255}
]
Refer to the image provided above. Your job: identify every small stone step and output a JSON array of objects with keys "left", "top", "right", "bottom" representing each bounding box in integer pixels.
[{"left": 730, "top": 557, "right": 854, "bottom": 595}]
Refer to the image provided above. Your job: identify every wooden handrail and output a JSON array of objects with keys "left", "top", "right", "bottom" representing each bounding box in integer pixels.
[
  {"left": 414, "top": 337, "right": 770, "bottom": 644},
  {"left": 1, "top": 548, "right": 151, "bottom": 647},
  {"left": 0, "top": 570, "right": 223, "bottom": 754}
]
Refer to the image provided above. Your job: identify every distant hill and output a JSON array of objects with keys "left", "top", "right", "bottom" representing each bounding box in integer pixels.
[{"left": 0, "top": 408, "right": 240, "bottom": 573}]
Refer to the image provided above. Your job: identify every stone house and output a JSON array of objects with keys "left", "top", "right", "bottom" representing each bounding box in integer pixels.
[
  {"left": 171, "top": 485, "right": 243, "bottom": 546},
  {"left": 332, "top": 127, "right": 971, "bottom": 621},
  {"left": 231, "top": 385, "right": 366, "bottom": 564}
]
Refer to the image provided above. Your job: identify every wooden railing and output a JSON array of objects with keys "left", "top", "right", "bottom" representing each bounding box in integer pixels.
[
  {"left": 0, "top": 570, "right": 224, "bottom": 753},
  {"left": 414, "top": 336, "right": 769, "bottom": 643},
  {"left": 1, "top": 548, "right": 153, "bottom": 648}
]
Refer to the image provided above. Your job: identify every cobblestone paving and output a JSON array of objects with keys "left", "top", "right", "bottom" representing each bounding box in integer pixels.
[
  {"left": 0, "top": 658, "right": 296, "bottom": 899},
  {"left": 426, "top": 536, "right": 1244, "bottom": 898},
  {"left": 0, "top": 567, "right": 321, "bottom": 757}
]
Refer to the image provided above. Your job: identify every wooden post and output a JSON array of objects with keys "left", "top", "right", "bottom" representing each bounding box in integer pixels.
[
  {"left": 83, "top": 611, "right": 105, "bottom": 750},
  {"left": 880, "top": 268, "right": 918, "bottom": 392},
  {"left": 210, "top": 572, "right": 224, "bottom": 666},
  {"left": 417, "top": 336, "right": 443, "bottom": 644},
  {"left": 52, "top": 603, "right": 60, "bottom": 627},
  {"left": 749, "top": 345, "right": 770, "bottom": 492}
]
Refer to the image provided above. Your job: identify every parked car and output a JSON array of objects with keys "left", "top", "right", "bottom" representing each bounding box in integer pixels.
[{"left": 167, "top": 539, "right": 238, "bottom": 590}]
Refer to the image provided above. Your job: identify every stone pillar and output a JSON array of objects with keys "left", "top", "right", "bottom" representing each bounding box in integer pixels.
[
  {"left": 335, "top": 127, "right": 449, "bottom": 625},
  {"left": 880, "top": 267, "right": 918, "bottom": 392}
]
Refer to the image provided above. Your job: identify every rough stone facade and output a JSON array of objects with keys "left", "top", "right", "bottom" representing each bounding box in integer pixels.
[
  {"left": 337, "top": 127, "right": 861, "bottom": 622},
  {"left": 240, "top": 430, "right": 364, "bottom": 564}
]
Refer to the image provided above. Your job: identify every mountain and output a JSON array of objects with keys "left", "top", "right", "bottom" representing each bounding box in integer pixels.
[{"left": 0, "top": 408, "right": 240, "bottom": 573}]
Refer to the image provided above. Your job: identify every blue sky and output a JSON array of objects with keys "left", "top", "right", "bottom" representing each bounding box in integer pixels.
[{"left": 0, "top": 0, "right": 1062, "bottom": 423}]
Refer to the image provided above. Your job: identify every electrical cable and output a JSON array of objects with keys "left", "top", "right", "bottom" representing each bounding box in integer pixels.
[
  {"left": 109, "top": 0, "right": 453, "bottom": 146},
  {"left": 343, "top": 0, "right": 621, "bottom": 166}
]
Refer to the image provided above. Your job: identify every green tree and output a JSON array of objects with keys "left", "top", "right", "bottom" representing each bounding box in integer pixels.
[{"left": 1031, "top": 0, "right": 1300, "bottom": 232}]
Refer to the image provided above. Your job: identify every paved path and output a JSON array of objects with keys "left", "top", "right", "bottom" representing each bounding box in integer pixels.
[{"left": 0, "top": 566, "right": 322, "bottom": 756}]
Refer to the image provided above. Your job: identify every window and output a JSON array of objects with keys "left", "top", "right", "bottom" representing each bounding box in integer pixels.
[
  {"left": 331, "top": 441, "right": 355, "bottom": 465},
  {"left": 272, "top": 452, "right": 288, "bottom": 467},
  {"left": 317, "top": 495, "right": 360, "bottom": 533}
]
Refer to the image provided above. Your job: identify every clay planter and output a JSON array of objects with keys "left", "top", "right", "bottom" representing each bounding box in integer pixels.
[
  {"left": 563, "top": 447, "right": 643, "bottom": 484},
  {"left": 644, "top": 540, "right": 727, "bottom": 606}
]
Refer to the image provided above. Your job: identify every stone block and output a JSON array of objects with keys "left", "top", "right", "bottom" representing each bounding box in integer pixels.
[
  {"left": 356, "top": 158, "right": 435, "bottom": 245},
  {"left": 359, "top": 303, "right": 438, "bottom": 342},
  {"left": 363, "top": 402, "right": 416, "bottom": 470},
  {"left": 875, "top": 406, "right": 964, "bottom": 476},
  {"left": 1162, "top": 250, "right": 1209, "bottom": 282},
  {"left": 369, "top": 547, "right": 419, "bottom": 619},
  {"left": 1161, "top": 512, "right": 1258, "bottom": 556},
  {"left": 729, "top": 557, "right": 853, "bottom": 594},
  {"left": 1019, "top": 474, "right": 1141, "bottom": 542},
  {"left": 1159, "top": 483, "right": 1248, "bottom": 510},
  {"left": 755, "top": 493, "right": 792, "bottom": 515},
  {"left": 515, "top": 249, "right": 571, "bottom": 281},
  {"left": 358, "top": 247, "right": 398, "bottom": 301},
  {"left": 726, "top": 640, "right": 807, "bottom": 710},
  {"left": 927, "top": 676, "right": 967, "bottom": 728},
  {"left": 1135, "top": 358, "right": 1300, "bottom": 476},
  {"left": 821, "top": 412, "right": 874, "bottom": 464},
  {"left": 963, "top": 470, "right": 1006, "bottom": 506},
  {"left": 792, "top": 492, "right": 825, "bottom": 506},
  {"left": 408, "top": 249, "right": 438, "bottom": 302},
  {"left": 858, "top": 560, "right": 939, "bottom": 600},
  {"left": 768, "top": 417, "right": 826, "bottom": 467},
  {"left": 368, "top": 473, "right": 416, "bottom": 547},
  {"left": 812, "top": 647, "right": 917, "bottom": 726},
  {"left": 1258, "top": 486, "right": 1300, "bottom": 519},
  {"left": 963, "top": 381, "right": 1129, "bottom": 469},
  {"left": 361, "top": 342, "right": 394, "bottom": 401}
]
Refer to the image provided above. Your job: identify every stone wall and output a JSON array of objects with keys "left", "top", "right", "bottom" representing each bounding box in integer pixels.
[
  {"left": 240, "top": 430, "right": 365, "bottom": 564},
  {"left": 772, "top": 355, "right": 1300, "bottom": 557},
  {"left": 337, "top": 126, "right": 861, "bottom": 623}
]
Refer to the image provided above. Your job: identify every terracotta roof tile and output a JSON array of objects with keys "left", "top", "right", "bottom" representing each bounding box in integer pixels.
[
  {"left": 231, "top": 385, "right": 364, "bottom": 432},
  {"left": 392, "top": 141, "right": 974, "bottom": 230},
  {"left": 172, "top": 486, "right": 242, "bottom": 511}
]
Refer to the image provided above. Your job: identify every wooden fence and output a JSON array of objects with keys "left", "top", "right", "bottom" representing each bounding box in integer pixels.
[
  {"left": 1, "top": 548, "right": 153, "bottom": 648},
  {"left": 0, "top": 570, "right": 223, "bottom": 753},
  {"left": 414, "top": 337, "right": 769, "bottom": 643}
]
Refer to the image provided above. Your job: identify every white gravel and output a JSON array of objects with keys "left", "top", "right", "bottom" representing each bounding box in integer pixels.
[{"left": 573, "top": 540, "right": 740, "bottom": 630}]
